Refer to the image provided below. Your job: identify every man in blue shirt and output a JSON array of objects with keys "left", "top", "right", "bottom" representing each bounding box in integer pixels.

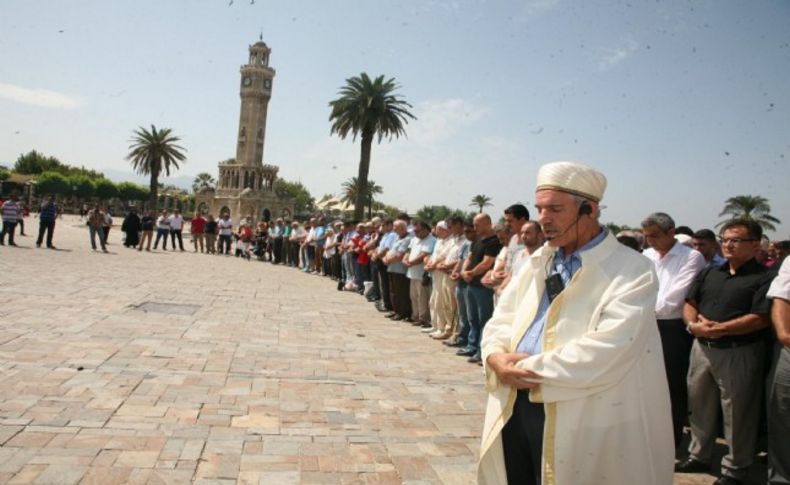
[{"left": 37, "top": 196, "right": 59, "bottom": 249}]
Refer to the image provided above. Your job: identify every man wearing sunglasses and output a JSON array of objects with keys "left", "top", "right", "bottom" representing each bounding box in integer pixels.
[{"left": 678, "top": 218, "right": 774, "bottom": 485}]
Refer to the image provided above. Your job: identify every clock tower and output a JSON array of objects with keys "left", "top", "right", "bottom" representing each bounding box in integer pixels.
[
  {"left": 237, "top": 40, "right": 275, "bottom": 166},
  {"left": 196, "top": 39, "right": 293, "bottom": 224}
]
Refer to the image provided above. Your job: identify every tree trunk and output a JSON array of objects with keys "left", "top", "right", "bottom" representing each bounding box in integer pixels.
[
  {"left": 354, "top": 133, "right": 373, "bottom": 221},
  {"left": 148, "top": 165, "right": 159, "bottom": 213}
]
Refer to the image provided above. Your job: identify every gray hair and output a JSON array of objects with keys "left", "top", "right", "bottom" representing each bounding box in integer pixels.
[
  {"left": 641, "top": 212, "right": 675, "bottom": 232},
  {"left": 393, "top": 220, "right": 408, "bottom": 230}
]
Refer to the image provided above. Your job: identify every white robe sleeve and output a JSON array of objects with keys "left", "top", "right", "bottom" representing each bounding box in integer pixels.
[
  {"left": 520, "top": 268, "right": 659, "bottom": 403},
  {"left": 480, "top": 264, "right": 531, "bottom": 392}
]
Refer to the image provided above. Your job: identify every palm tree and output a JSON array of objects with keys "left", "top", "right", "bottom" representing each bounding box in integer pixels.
[
  {"left": 470, "top": 194, "right": 493, "bottom": 213},
  {"left": 341, "top": 177, "right": 383, "bottom": 218},
  {"left": 192, "top": 172, "right": 216, "bottom": 193},
  {"left": 717, "top": 195, "right": 781, "bottom": 231},
  {"left": 329, "top": 73, "right": 415, "bottom": 220},
  {"left": 126, "top": 125, "right": 187, "bottom": 210}
]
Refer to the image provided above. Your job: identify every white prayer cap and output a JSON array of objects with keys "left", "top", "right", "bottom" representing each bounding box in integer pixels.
[
  {"left": 436, "top": 221, "right": 448, "bottom": 231},
  {"left": 536, "top": 161, "right": 607, "bottom": 202}
]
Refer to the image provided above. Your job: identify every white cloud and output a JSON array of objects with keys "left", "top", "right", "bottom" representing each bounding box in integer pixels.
[
  {"left": 598, "top": 39, "right": 639, "bottom": 71},
  {"left": 411, "top": 98, "right": 487, "bottom": 145},
  {"left": 0, "top": 82, "right": 83, "bottom": 109}
]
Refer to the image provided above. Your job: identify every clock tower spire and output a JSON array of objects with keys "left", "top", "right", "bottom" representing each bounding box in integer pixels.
[{"left": 237, "top": 40, "right": 275, "bottom": 167}]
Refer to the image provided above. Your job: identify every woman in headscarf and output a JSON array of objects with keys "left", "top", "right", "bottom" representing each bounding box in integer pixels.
[{"left": 121, "top": 209, "right": 142, "bottom": 248}]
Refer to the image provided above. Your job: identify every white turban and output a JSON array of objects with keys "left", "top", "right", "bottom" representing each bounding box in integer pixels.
[{"left": 536, "top": 161, "right": 607, "bottom": 202}]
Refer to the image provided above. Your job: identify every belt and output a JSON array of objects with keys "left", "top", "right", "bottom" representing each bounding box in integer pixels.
[{"left": 697, "top": 338, "right": 761, "bottom": 349}]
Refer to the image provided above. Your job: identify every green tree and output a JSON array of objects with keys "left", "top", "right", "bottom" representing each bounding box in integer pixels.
[
  {"left": 13, "top": 150, "right": 103, "bottom": 179},
  {"left": 117, "top": 182, "right": 149, "bottom": 205},
  {"left": 329, "top": 73, "right": 415, "bottom": 220},
  {"left": 36, "top": 171, "right": 71, "bottom": 196},
  {"left": 341, "top": 177, "right": 382, "bottom": 219},
  {"left": 415, "top": 205, "right": 469, "bottom": 225},
  {"left": 274, "top": 179, "right": 314, "bottom": 218},
  {"left": 371, "top": 201, "right": 403, "bottom": 219},
  {"left": 717, "top": 195, "right": 781, "bottom": 232},
  {"left": 192, "top": 172, "right": 216, "bottom": 193},
  {"left": 69, "top": 175, "right": 95, "bottom": 201},
  {"left": 14, "top": 150, "right": 63, "bottom": 175},
  {"left": 470, "top": 194, "right": 493, "bottom": 213},
  {"left": 126, "top": 125, "right": 187, "bottom": 210},
  {"left": 0, "top": 169, "right": 9, "bottom": 196},
  {"left": 94, "top": 179, "right": 119, "bottom": 200}
]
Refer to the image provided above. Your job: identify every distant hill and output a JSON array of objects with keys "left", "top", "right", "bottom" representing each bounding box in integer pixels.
[{"left": 100, "top": 167, "right": 195, "bottom": 191}]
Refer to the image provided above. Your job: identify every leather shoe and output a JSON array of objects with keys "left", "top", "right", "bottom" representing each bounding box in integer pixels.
[
  {"left": 456, "top": 349, "right": 475, "bottom": 357},
  {"left": 467, "top": 356, "right": 482, "bottom": 364},
  {"left": 445, "top": 340, "right": 466, "bottom": 348},
  {"left": 713, "top": 477, "right": 742, "bottom": 485},
  {"left": 674, "top": 458, "right": 710, "bottom": 474}
]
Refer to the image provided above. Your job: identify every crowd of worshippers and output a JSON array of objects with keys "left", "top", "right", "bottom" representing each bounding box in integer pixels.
[{"left": 3, "top": 177, "right": 790, "bottom": 484}]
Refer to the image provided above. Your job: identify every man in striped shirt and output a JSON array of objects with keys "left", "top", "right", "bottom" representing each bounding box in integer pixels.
[
  {"left": 37, "top": 196, "right": 59, "bottom": 249},
  {"left": 1, "top": 194, "right": 21, "bottom": 246}
]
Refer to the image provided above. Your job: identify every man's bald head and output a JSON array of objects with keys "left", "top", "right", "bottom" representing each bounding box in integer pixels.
[{"left": 473, "top": 213, "right": 493, "bottom": 237}]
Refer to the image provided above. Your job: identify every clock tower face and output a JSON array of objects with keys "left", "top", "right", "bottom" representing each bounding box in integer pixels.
[{"left": 242, "top": 76, "right": 252, "bottom": 87}]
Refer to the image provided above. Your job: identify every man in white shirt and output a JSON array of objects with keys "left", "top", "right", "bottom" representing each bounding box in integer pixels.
[
  {"left": 642, "top": 212, "right": 706, "bottom": 451},
  {"left": 437, "top": 217, "right": 465, "bottom": 340},
  {"left": 767, "top": 257, "right": 790, "bottom": 484},
  {"left": 424, "top": 221, "right": 453, "bottom": 338},
  {"left": 153, "top": 210, "right": 170, "bottom": 250},
  {"left": 503, "top": 203, "right": 529, "bottom": 274},
  {"left": 498, "top": 220, "right": 545, "bottom": 293},
  {"left": 217, "top": 213, "right": 234, "bottom": 255},
  {"left": 168, "top": 208, "right": 185, "bottom": 251},
  {"left": 404, "top": 221, "right": 437, "bottom": 327}
]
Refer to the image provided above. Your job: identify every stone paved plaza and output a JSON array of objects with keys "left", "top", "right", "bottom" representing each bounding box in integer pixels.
[{"left": 1, "top": 216, "right": 724, "bottom": 484}]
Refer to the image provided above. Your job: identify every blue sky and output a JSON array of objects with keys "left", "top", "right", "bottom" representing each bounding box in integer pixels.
[{"left": 1, "top": 0, "right": 789, "bottom": 236}]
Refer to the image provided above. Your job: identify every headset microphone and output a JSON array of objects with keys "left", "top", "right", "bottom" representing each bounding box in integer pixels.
[{"left": 544, "top": 201, "right": 592, "bottom": 241}]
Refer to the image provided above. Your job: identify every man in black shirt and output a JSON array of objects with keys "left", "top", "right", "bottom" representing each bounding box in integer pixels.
[
  {"left": 460, "top": 213, "right": 502, "bottom": 364},
  {"left": 677, "top": 219, "right": 773, "bottom": 485}
]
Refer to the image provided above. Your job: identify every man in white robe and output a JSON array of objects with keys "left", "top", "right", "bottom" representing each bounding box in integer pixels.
[{"left": 479, "top": 161, "right": 674, "bottom": 485}]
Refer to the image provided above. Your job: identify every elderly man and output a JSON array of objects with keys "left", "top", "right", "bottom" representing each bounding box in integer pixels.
[
  {"left": 404, "top": 221, "right": 436, "bottom": 327},
  {"left": 767, "top": 257, "right": 790, "bottom": 485},
  {"left": 641, "top": 212, "right": 706, "bottom": 451},
  {"left": 678, "top": 219, "right": 773, "bottom": 485},
  {"left": 480, "top": 161, "right": 673, "bottom": 485},
  {"left": 425, "top": 221, "right": 453, "bottom": 338},
  {"left": 692, "top": 229, "right": 726, "bottom": 269}
]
